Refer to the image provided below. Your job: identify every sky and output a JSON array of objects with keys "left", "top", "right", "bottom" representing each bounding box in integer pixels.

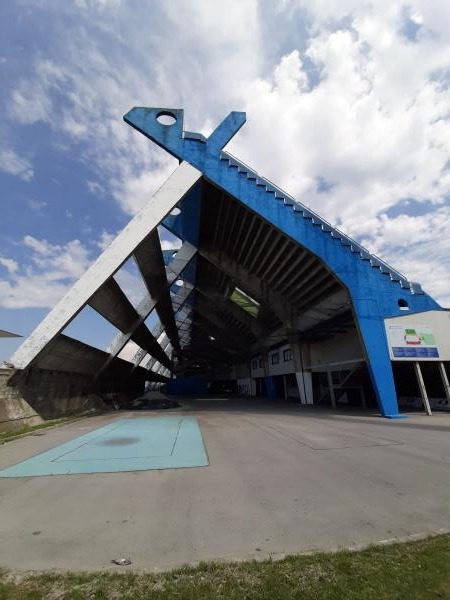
[{"left": 1, "top": 0, "right": 450, "bottom": 362}]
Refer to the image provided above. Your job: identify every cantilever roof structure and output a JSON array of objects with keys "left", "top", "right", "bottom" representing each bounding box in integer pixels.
[{"left": 11, "top": 107, "right": 444, "bottom": 418}]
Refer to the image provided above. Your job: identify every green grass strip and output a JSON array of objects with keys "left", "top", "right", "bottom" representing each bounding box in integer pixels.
[
  {"left": 0, "top": 420, "right": 68, "bottom": 441},
  {"left": 0, "top": 534, "right": 449, "bottom": 599}
]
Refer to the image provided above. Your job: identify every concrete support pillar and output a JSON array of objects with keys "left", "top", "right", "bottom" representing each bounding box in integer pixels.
[
  {"left": 326, "top": 370, "right": 337, "bottom": 409},
  {"left": 295, "top": 373, "right": 313, "bottom": 405},
  {"left": 438, "top": 362, "right": 450, "bottom": 403},
  {"left": 236, "top": 362, "right": 255, "bottom": 397},
  {"left": 261, "top": 352, "right": 276, "bottom": 400},
  {"left": 360, "top": 386, "right": 367, "bottom": 409},
  {"left": 414, "top": 362, "right": 432, "bottom": 416},
  {"left": 289, "top": 336, "right": 313, "bottom": 404},
  {"left": 353, "top": 299, "right": 402, "bottom": 418}
]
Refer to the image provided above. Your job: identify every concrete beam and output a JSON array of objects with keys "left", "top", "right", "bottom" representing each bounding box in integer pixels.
[
  {"left": 134, "top": 235, "right": 197, "bottom": 352},
  {"left": 11, "top": 162, "right": 201, "bottom": 369},
  {"left": 195, "top": 284, "right": 263, "bottom": 339},
  {"left": 96, "top": 242, "right": 196, "bottom": 377},
  {"left": 199, "top": 246, "right": 297, "bottom": 327}
]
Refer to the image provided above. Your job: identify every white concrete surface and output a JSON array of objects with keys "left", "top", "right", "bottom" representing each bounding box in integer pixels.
[
  {"left": 11, "top": 161, "right": 201, "bottom": 369},
  {"left": 0, "top": 399, "right": 449, "bottom": 571}
]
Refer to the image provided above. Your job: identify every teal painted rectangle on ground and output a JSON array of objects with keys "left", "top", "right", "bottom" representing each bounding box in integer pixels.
[{"left": 0, "top": 417, "right": 209, "bottom": 477}]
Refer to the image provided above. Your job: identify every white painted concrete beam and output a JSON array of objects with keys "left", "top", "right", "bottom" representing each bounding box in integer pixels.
[{"left": 11, "top": 162, "right": 201, "bottom": 369}]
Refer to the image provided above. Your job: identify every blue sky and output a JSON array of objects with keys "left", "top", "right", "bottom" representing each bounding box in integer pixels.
[{"left": 1, "top": 0, "right": 449, "bottom": 362}]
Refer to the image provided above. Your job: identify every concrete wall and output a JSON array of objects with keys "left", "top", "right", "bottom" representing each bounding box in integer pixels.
[
  {"left": 309, "top": 330, "right": 364, "bottom": 370},
  {"left": 268, "top": 344, "right": 295, "bottom": 376},
  {"left": 237, "top": 377, "right": 256, "bottom": 396},
  {"left": 0, "top": 368, "right": 43, "bottom": 433},
  {"left": 250, "top": 356, "right": 265, "bottom": 378},
  {"left": 3, "top": 368, "right": 108, "bottom": 426},
  {"left": 250, "top": 345, "right": 295, "bottom": 377}
]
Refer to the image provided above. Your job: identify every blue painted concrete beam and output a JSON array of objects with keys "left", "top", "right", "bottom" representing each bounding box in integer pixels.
[{"left": 206, "top": 111, "right": 246, "bottom": 153}]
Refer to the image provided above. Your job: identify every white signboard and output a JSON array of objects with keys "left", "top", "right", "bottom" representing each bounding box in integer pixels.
[{"left": 386, "top": 324, "right": 439, "bottom": 360}]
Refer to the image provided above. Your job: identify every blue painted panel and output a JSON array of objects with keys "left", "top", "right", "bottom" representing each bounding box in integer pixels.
[
  {"left": 265, "top": 376, "right": 277, "bottom": 400},
  {"left": 0, "top": 417, "right": 209, "bottom": 477},
  {"left": 393, "top": 347, "right": 439, "bottom": 358},
  {"left": 167, "top": 376, "right": 208, "bottom": 395},
  {"left": 162, "top": 180, "right": 202, "bottom": 247}
]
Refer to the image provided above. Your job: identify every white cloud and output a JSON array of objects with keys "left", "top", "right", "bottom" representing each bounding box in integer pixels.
[
  {"left": 112, "top": 160, "right": 178, "bottom": 215},
  {"left": 113, "top": 259, "right": 149, "bottom": 309},
  {"left": 9, "top": 83, "right": 52, "bottom": 125},
  {"left": 0, "top": 257, "right": 19, "bottom": 274},
  {"left": 28, "top": 198, "right": 48, "bottom": 213},
  {"left": 5, "top": 1, "right": 259, "bottom": 216},
  {"left": 116, "top": 340, "right": 140, "bottom": 362},
  {"left": 358, "top": 207, "right": 450, "bottom": 305},
  {"left": 0, "top": 149, "right": 34, "bottom": 181},
  {"left": 160, "top": 238, "right": 182, "bottom": 251},
  {"left": 86, "top": 180, "right": 105, "bottom": 197},
  {"left": 23, "top": 235, "right": 56, "bottom": 256},
  {"left": 3, "top": 0, "right": 450, "bottom": 307},
  {"left": 74, "top": 0, "right": 123, "bottom": 9},
  {"left": 95, "top": 229, "right": 116, "bottom": 250},
  {"left": 0, "top": 236, "right": 91, "bottom": 309}
]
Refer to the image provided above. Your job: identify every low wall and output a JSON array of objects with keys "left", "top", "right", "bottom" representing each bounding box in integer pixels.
[
  {"left": 0, "top": 368, "right": 43, "bottom": 433},
  {"left": 1, "top": 364, "right": 149, "bottom": 432},
  {"left": 0, "top": 368, "right": 109, "bottom": 432}
]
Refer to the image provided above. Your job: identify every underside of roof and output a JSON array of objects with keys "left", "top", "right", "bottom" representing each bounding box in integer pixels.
[{"left": 181, "top": 178, "right": 353, "bottom": 373}]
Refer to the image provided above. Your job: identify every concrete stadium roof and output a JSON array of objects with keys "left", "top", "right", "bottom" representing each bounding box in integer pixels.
[{"left": 10, "top": 107, "right": 441, "bottom": 394}]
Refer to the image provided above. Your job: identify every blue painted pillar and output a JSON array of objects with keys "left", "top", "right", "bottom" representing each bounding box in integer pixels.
[
  {"left": 353, "top": 299, "right": 403, "bottom": 418},
  {"left": 265, "top": 376, "right": 277, "bottom": 400}
]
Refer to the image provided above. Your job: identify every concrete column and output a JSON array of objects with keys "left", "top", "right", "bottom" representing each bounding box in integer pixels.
[
  {"left": 236, "top": 361, "right": 255, "bottom": 397},
  {"left": 438, "top": 362, "right": 450, "bottom": 404},
  {"left": 289, "top": 336, "right": 313, "bottom": 404},
  {"left": 327, "top": 370, "right": 336, "bottom": 409},
  {"left": 352, "top": 299, "right": 402, "bottom": 418},
  {"left": 414, "top": 362, "right": 432, "bottom": 416},
  {"left": 261, "top": 352, "right": 277, "bottom": 400},
  {"left": 360, "top": 386, "right": 367, "bottom": 409}
]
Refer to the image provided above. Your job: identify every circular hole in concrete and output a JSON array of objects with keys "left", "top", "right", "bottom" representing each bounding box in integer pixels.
[{"left": 156, "top": 111, "right": 177, "bottom": 126}]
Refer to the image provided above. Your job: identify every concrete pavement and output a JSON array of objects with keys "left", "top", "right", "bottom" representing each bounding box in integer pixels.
[{"left": 0, "top": 398, "right": 449, "bottom": 571}]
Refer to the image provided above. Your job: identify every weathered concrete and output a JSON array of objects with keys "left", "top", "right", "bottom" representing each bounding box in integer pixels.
[
  {"left": 0, "top": 398, "right": 449, "bottom": 571},
  {"left": 0, "top": 369, "right": 43, "bottom": 433},
  {"left": 10, "top": 161, "right": 201, "bottom": 370},
  {"left": 5, "top": 368, "right": 107, "bottom": 422}
]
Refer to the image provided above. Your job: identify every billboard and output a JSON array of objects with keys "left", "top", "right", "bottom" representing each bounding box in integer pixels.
[
  {"left": 384, "top": 311, "right": 450, "bottom": 361},
  {"left": 386, "top": 324, "right": 439, "bottom": 359}
]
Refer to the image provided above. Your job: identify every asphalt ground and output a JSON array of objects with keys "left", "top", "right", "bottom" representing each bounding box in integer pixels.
[{"left": 0, "top": 398, "right": 449, "bottom": 571}]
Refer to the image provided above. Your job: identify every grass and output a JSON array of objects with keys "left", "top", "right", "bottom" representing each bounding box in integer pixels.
[
  {"left": 0, "top": 534, "right": 449, "bottom": 599},
  {"left": 0, "top": 418, "right": 80, "bottom": 443}
]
